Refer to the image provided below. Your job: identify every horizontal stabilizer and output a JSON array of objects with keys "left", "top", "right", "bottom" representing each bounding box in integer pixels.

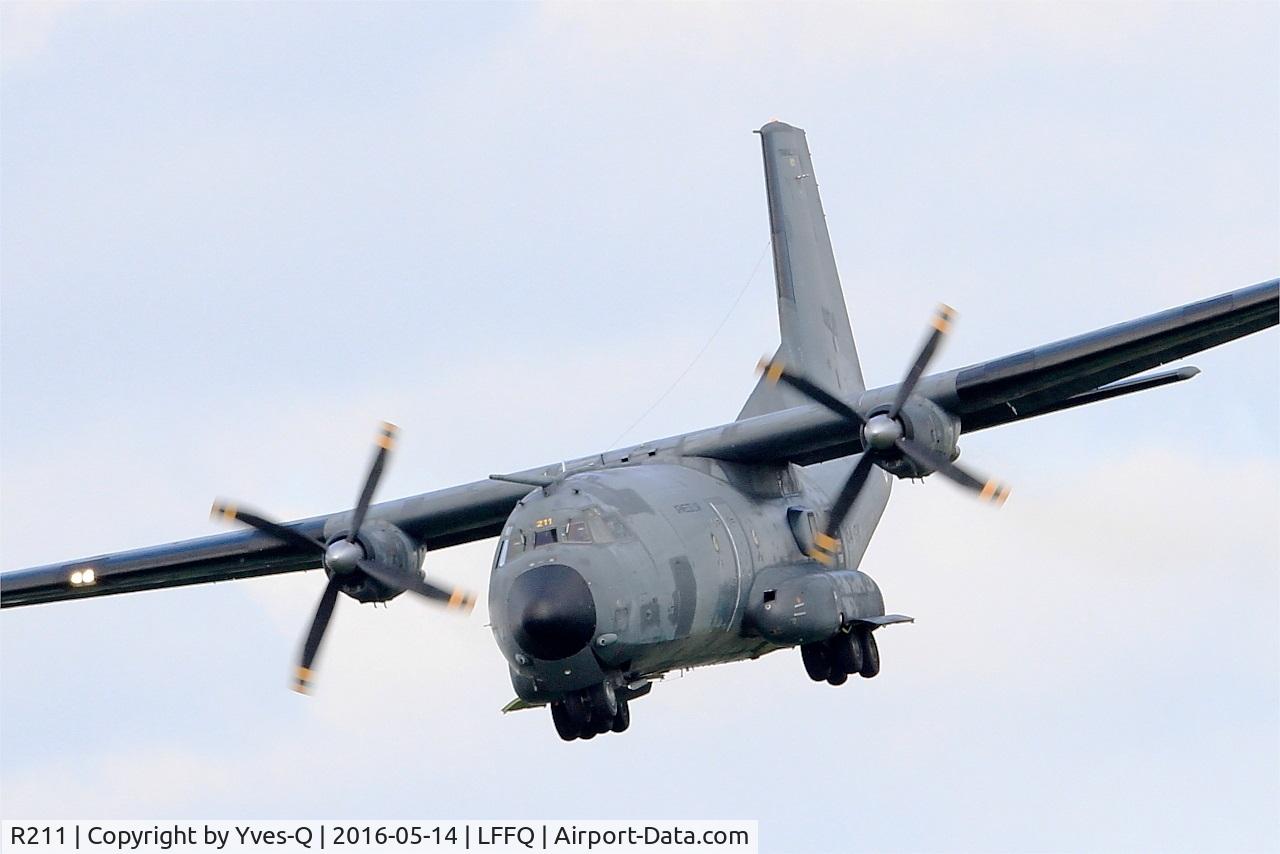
[
  {"left": 852, "top": 614, "right": 914, "bottom": 628},
  {"left": 501, "top": 697, "right": 545, "bottom": 714}
]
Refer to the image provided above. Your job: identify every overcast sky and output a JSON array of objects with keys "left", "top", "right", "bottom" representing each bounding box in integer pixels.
[{"left": 1, "top": 3, "right": 1277, "bottom": 852}]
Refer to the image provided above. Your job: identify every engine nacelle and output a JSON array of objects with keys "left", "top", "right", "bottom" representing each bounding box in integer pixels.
[
  {"left": 874, "top": 396, "right": 961, "bottom": 479},
  {"left": 745, "top": 565, "right": 885, "bottom": 645},
  {"left": 323, "top": 519, "right": 424, "bottom": 603}
]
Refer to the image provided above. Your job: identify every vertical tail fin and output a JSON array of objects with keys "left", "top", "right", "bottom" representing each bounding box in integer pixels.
[{"left": 738, "top": 121, "right": 865, "bottom": 420}]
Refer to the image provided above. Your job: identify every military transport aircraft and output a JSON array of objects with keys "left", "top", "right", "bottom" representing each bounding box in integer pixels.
[{"left": 2, "top": 121, "right": 1277, "bottom": 742}]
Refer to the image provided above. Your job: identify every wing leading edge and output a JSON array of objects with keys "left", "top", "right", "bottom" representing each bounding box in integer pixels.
[
  {"left": 687, "top": 278, "right": 1278, "bottom": 466},
  {"left": 4, "top": 279, "right": 1276, "bottom": 608},
  {"left": 0, "top": 479, "right": 531, "bottom": 608},
  {"left": 936, "top": 278, "right": 1278, "bottom": 432}
]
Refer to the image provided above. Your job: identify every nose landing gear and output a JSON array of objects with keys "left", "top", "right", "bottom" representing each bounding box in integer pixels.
[
  {"left": 801, "top": 628, "right": 880, "bottom": 684},
  {"left": 551, "top": 683, "right": 631, "bottom": 741}
]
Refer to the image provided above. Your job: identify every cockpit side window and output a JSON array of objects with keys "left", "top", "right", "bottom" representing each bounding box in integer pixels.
[
  {"left": 562, "top": 519, "right": 592, "bottom": 543},
  {"left": 496, "top": 529, "right": 526, "bottom": 567}
]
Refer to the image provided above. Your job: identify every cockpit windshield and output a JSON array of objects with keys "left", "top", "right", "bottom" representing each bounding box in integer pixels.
[{"left": 495, "top": 506, "right": 634, "bottom": 568}]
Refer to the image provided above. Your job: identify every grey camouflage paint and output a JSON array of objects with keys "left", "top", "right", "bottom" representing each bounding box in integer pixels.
[{"left": 488, "top": 456, "right": 892, "bottom": 702}]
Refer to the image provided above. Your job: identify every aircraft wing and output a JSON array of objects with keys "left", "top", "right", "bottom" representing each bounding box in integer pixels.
[
  {"left": 4, "top": 279, "right": 1275, "bottom": 608},
  {"left": 684, "top": 278, "right": 1278, "bottom": 466},
  {"left": 0, "top": 479, "right": 530, "bottom": 608},
  {"left": 928, "top": 277, "right": 1279, "bottom": 432}
]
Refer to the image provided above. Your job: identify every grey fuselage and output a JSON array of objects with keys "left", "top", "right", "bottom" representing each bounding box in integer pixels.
[{"left": 487, "top": 455, "right": 891, "bottom": 703}]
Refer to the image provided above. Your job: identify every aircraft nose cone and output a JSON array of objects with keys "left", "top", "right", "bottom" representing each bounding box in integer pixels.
[{"left": 508, "top": 563, "right": 596, "bottom": 661}]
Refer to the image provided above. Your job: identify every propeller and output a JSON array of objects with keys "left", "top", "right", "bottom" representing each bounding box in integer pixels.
[
  {"left": 760, "top": 304, "right": 1010, "bottom": 567},
  {"left": 212, "top": 422, "right": 476, "bottom": 694}
]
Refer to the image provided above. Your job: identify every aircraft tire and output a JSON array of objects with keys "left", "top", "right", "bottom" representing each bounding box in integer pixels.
[
  {"left": 857, "top": 630, "right": 880, "bottom": 678},
  {"left": 586, "top": 682, "right": 618, "bottom": 721},
  {"left": 826, "top": 669, "right": 848, "bottom": 686},
  {"left": 551, "top": 701, "right": 579, "bottom": 741},
  {"left": 829, "top": 632, "right": 864, "bottom": 675},
  {"left": 611, "top": 698, "right": 631, "bottom": 733},
  {"left": 564, "top": 692, "right": 591, "bottom": 732},
  {"left": 801, "top": 642, "right": 830, "bottom": 681}
]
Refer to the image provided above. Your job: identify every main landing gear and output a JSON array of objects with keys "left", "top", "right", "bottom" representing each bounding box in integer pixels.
[
  {"left": 550, "top": 682, "right": 631, "bottom": 742},
  {"left": 801, "top": 627, "right": 880, "bottom": 685}
]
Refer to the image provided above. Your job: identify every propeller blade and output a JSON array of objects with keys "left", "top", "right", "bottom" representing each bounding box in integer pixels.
[
  {"left": 888, "top": 304, "right": 956, "bottom": 419},
  {"left": 348, "top": 422, "right": 398, "bottom": 543},
  {"left": 810, "top": 453, "right": 879, "bottom": 566},
  {"left": 295, "top": 575, "right": 342, "bottom": 694},
  {"left": 211, "top": 501, "right": 326, "bottom": 554},
  {"left": 758, "top": 357, "right": 865, "bottom": 427},
  {"left": 356, "top": 558, "right": 477, "bottom": 613},
  {"left": 895, "top": 437, "right": 1010, "bottom": 505}
]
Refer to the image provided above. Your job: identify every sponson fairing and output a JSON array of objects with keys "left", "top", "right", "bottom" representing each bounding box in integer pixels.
[{"left": 488, "top": 458, "right": 892, "bottom": 704}]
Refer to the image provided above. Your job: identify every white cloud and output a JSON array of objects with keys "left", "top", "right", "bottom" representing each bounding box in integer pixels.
[
  {"left": 531, "top": 2, "right": 1174, "bottom": 68},
  {"left": 0, "top": 2, "right": 72, "bottom": 74}
]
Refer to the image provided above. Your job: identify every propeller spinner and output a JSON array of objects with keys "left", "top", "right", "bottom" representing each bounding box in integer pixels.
[
  {"left": 760, "top": 305, "right": 1010, "bottom": 567},
  {"left": 212, "top": 422, "right": 475, "bottom": 694}
]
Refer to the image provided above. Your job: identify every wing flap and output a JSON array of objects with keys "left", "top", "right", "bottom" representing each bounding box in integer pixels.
[{"left": 946, "top": 278, "right": 1277, "bottom": 429}]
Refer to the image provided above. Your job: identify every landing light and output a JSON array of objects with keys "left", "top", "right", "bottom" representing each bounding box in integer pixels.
[{"left": 69, "top": 568, "right": 97, "bottom": 586}]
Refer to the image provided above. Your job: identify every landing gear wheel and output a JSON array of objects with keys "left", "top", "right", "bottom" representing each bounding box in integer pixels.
[
  {"left": 826, "top": 669, "right": 848, "bottom": 686},
  {"left": 579, "top": 728, "right": 596, "bottom": 740},
  {"left": 801, "top": 642, "right": 831, "bottom": 682},
  {"left": 829, "top": 632, "right": 864, "bottom": 675},
  {"left": 563, "top": 692, "right": 591, "bottom": 732},
  {"left": 857, "top": 630, "right": 880, "bottom": 678},
  {"left": 611, "top": 698, "right": 631, "bottom": 733},
  {"left": 586, "top": 682, "right": 618, "bottom": 720},
  {"left": 551, "top": 701, "right": 579, "bottom": 741}
]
